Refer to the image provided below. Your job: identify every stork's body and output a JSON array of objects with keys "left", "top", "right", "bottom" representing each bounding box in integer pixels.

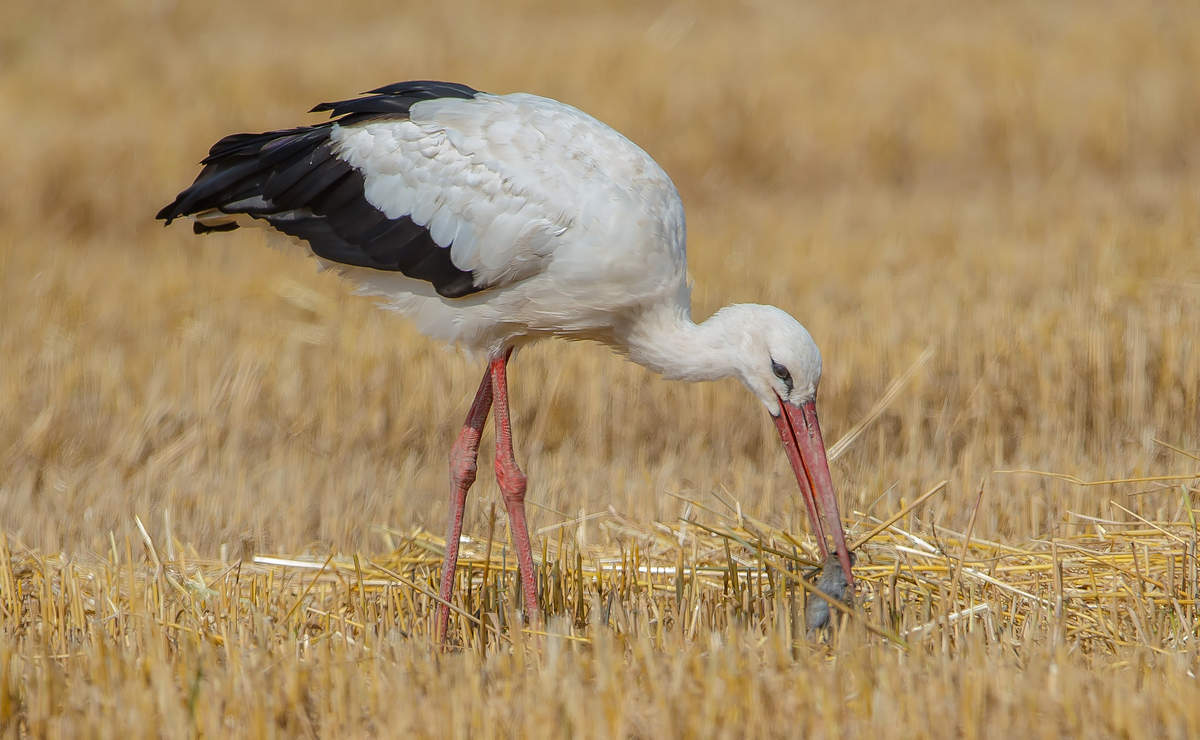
[{"left": 159, "top": 81, "right": 854, "bottom": 641}]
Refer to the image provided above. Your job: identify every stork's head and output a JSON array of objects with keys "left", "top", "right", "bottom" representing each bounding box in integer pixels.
[
  {"left": 727, "top": 304, "right": 854, "bottom": 587},
  {"left": 729, "top": 305, "right": 823, "bottom": 413}
]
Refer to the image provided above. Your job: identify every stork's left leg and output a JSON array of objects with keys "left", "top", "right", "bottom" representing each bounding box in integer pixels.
[
  {"left": 489, "top": 349, "right": 540, "bottom": 621},
  {"left": 436, "top": 367, "right": 494, "bottom": 643}
]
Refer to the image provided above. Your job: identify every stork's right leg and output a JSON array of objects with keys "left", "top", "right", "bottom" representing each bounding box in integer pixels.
[
  {"left": 437, "top": 367, "right": 494, "bottom": 644},
  {"left": 488, "top": 350, "right": 540, "bottom": 622}
]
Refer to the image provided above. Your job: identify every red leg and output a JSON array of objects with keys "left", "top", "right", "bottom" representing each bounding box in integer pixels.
[
  {"left": 437, "top": 366, "right": 494, "bottom": 643},
  {"left": 490, "top": 350, "right": 540, "bottom": 621}
]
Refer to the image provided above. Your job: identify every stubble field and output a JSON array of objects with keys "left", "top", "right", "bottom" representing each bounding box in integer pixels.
[{"left": 2, "top": 0, "right": 1200, "bottom": 736}]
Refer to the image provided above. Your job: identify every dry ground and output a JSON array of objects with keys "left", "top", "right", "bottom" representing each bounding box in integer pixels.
[{"left": 2, "top": 0, "right": 1200, "bottom": 736}]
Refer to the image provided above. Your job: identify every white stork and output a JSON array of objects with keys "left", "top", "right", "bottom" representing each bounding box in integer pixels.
[{"left": 158, "top": 80, "right": 854, "bottom": 639}]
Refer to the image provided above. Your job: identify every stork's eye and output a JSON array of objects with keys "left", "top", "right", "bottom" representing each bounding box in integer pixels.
[{"left": 771, "top": 360, "right": 792, "bottom": 388}]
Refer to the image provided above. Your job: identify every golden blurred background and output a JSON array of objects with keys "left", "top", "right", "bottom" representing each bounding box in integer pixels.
[{"left": 2, "top": 0, "right": 1198, "bottom": 554}]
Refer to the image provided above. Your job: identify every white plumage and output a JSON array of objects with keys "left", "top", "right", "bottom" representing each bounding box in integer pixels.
[
  {"left": 159, "top": 81, "right": 854, "bottom": 640},
  {"left": 328, "top": 92, "right": 687, "bottom": 353}
]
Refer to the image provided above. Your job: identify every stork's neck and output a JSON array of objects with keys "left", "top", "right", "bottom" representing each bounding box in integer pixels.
[{"left": 620, "top": 303, "right": 743, "bottom": 382}]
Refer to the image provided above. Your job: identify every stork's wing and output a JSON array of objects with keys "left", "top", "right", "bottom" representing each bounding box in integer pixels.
[{"left": 157, "top": 81, "right": 573, "bottom": 299}]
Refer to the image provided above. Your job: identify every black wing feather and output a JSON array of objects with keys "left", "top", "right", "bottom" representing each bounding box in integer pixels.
[
  {"left": 261, "top": 145, "right": 335, "bottom": 202},
  {"left": 157, "top": 80, "right": 484, "bottom": 299}
]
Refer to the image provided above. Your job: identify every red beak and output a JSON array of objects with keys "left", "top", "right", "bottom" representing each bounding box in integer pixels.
[{"left": 772, "top": 396, "right": 855, "bottom": 587}]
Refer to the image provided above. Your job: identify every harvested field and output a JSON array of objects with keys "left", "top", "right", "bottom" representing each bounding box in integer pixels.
[{"left": 2, "top": 0, "right": 1199, "bottom": 736}]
